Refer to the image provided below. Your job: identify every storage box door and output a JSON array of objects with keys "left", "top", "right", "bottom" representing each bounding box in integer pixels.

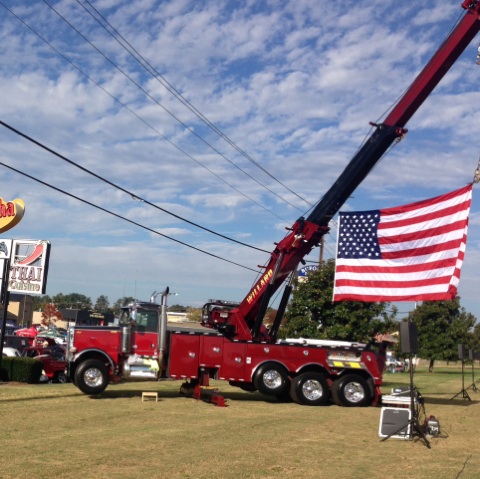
[
  {"left": 220, "top": 342, "right": 246, "bottom": 381},
  {"left": 198, "top": 335, "right": 224, "bottom": 369},
  {"left": 168, "top": 334, "right": 200, "bottom": 379}
]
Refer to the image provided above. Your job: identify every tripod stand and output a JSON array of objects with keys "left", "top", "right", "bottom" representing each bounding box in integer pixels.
[
  {"left": 466, "top": 350, "right": 479, "bottom": 393},
  {"left": 452, "top": 358, "right": 472, "bottom": 400},
  {"left": 381, "top": 356, "right": 431, "bottom": 448}
]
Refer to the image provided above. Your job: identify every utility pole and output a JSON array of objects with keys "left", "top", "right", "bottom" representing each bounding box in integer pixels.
[{"left": 318, "top": 237, "right": 324, "bottom": 268}]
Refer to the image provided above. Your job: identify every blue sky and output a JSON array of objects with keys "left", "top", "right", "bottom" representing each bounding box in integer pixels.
[{"left": 0, "top": 0, "right": 480, "bottom": 320}]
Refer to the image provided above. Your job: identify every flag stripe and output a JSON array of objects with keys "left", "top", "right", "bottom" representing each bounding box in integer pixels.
[
  {"left": 378, "top": 186, "right": 472, "bottom": 221},
  {"left": 335, "top": 267, "right": 457, "bottom": 284},
  {"left": 378, "top": 217, "right": 468, "bottom": 244},
  {"left": 381, "top": 238, "right": 463, "bottom": 260},
  {"left": 379, "top": 228, "right": 465, "bottom": 252},
  {"left": 335, "top": 258, "right": 457, "bottom": 279},
  {"left": 334, "top": 292, "right": 458, "bottom": 302},
  {"left": 378, "top": 202, "right": 470, "bottom": 230},
  {"left": 333, "top": 184, "right": 472, "bottom": 303}
]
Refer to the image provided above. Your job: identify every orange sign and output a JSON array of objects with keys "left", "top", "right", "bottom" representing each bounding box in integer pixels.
[{"left": 0, "top": 197, "right": 25, "bottom": 233}]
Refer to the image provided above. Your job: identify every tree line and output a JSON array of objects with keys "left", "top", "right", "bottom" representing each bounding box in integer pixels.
[
  {"left": 32, "top": 293, "right": 202, "bottom": 320},
  {"left": 33, "top": 293, "right": 134, "bottom": 314}
]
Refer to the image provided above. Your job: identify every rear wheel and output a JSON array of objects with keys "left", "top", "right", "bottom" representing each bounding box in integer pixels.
[
  {"left": 290, "top": 372, "right": 330, "bottom": 406},
  {"left": 74, "top": 359, "right": 109, "bottom": 395},
  {"left": 253, "top": 362, "right": 289, "bottom": 396},
  {"left": 331, "top": 374, "right": 371, "bottom": 407}
]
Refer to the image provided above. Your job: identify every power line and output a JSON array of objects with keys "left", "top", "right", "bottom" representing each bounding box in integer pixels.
[
  {"left": 41, "top": 0, "right": 306, "bottom": 212},
  {"left": 75, "top": 0, "right": 313, "bottom": 208},
  {"left": 0, "top": 1, "right": 290, "bottom": 223},
  {"left": 0, "top": 160, "right": 261, "bottom": 273},
  {"left": 0, "top": 119, "right": 269, "bottom": 254}
]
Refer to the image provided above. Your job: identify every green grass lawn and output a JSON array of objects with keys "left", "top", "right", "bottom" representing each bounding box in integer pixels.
[{"left": 0, "top": 362, "right": 479, "bottom": 479}]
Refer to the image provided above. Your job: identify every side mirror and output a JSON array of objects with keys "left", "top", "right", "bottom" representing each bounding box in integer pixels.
[{"left": 130, "top": 309, "right": 137, "bottom": 322}]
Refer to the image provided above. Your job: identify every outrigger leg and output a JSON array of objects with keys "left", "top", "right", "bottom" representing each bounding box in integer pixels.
[{"left": 179, "top": 370, "right": 226, "bottom": 407}]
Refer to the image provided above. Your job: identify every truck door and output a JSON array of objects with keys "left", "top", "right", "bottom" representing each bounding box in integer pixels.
[{"left": 130, "top": 309, "right": 159, "bottom": 357}]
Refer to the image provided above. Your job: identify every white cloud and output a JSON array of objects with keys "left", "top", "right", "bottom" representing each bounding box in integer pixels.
[{"left": 0, "top": 1, "right": 479, "bottom": 319}]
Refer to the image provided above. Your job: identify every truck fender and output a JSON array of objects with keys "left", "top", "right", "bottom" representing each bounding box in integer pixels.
[{"left": 72, "top": 349, "right": 115, "bottom": 372}]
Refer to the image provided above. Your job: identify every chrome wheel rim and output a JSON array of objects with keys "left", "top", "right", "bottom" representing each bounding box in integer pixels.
[
  {"left": 84, "top": 367, "right": 103, "bottom": 388},
  {"left": 302, "top": 379, "right": 323, "bottom": 401},
  {"left": 344, "top": 381, "right": 365, "bottom": 403},
  {"left": 263, "top": 370, "right": 282, "bottom": 389}
]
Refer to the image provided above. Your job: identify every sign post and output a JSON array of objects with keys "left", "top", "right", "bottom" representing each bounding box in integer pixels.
[{"left": 0, "top": 260, "right": 11, "bottom": 372}]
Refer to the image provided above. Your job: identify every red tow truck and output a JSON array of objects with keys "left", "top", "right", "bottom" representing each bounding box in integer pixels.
[{"left": 66, "top": 2, "right": 480, "bottom": 406}]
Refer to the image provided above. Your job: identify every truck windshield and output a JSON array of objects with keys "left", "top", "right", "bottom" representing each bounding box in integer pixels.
[
  {"left": 119, "top": 309, "right": 159, "bottom": 332},
  {"left": 134, "top": 310, "right": 159, "bottom": 332}
]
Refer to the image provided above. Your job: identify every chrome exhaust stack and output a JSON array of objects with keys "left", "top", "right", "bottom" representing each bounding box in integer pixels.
[{"left": 157, "top": 287, "right": 169, "bottom": 372}]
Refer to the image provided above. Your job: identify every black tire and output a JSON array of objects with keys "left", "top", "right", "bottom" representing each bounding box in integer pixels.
[
  {"left": 290, "top": 372, "right": 331, "bottom": 406},
  {"left": 54, "top": 371, "right": 68, "bottom": 384},
  {"left": 74, "top": 359, "right": 109, "bottom": 395},
  {"left": 253, "top": 362, "right": 289, "bottom": 396},
  {"left": 331, "top": 374, "right": 371, "bottom": 407}
]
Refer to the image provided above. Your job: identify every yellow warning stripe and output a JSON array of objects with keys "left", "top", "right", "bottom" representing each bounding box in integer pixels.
[{"left": 331, "top": 361, "right": 362, "bottom": 369}]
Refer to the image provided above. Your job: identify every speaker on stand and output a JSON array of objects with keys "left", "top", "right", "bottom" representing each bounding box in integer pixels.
[
  {"left": 451, "top": 344, "right": 472, "bottom": 401},
  {"left": 399, "top": 321, "right": 418, "bottom": 356},
  {"left": 381, "top": 321, "right": 430, "bottom": 448},
  {"left": 466, "top": 349, "right": 479, "bottom": 393}
]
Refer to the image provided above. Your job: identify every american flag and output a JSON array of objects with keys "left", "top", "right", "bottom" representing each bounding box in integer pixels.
[{"left": 333, "top": 184, "right": 472, "bottom": 302}]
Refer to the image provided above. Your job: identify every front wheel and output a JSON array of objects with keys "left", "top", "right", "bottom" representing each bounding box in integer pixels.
[
  {"left": 331, "top": 374, "right": 371, "bottom": 407},
  {"left": 290, "top": 372, "right": 330, "bottom": 406},
  {"left": 74, "top": 359, "right": 109, "bottom": 395}
]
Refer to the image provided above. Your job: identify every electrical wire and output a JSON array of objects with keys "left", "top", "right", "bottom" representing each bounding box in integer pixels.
[
  {"left": 0, "top": 160, "right": 261, "bottom": 273},
  {"left": 0, "top": 119, "right": 270, "bottom": 254},
  {"left": 0, "top": 1, "right": 290, "bottom": 223},
  {"left": 41, "top": 0, "right": 306, "bottom": 213},
  {"left": 75, "top": 0, "right": 313, "bottom": 209}
]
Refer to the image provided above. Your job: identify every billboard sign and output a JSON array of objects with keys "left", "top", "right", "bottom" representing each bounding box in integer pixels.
[
  {"left": 298, "top": 265, "right": 318, "bottom": 283},
  {"left": 7, "top": 239, "right": 51, "bottom": 295}
]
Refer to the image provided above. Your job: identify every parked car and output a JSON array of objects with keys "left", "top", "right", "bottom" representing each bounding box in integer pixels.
[
  {"left": 21, "top": 346, "right": 67, "bottom": 383},
  {"left": 2, "top": 347, "right": 21, "bottom": 357},
  {"left": 385, "top": 354, "right": 405, "bottom": 373}
]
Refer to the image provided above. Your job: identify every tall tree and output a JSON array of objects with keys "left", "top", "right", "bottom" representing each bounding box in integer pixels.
[
  {"left": 280, "top": 259, "right": 397, "bottom": 343},
  {"left": 113, "top": 297, "right": 136, "bottom": 314},
  {"left": 471, "top": 322, "right": 480, "bottom": 353},
  {"left": 408, "top": 297, "right": 476, "bottom": 371},
  {"left": 94, "top": 295, "right": 110, "bottom": 312},
  {"left": 33, "top": 295, "right": 52, "bottom": 312},
  {"left": 41, "top": 303, "right": 63, "bottom": 327},
  {"left": 186, "top": 307, "right": 202, "bottom": 322}
]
